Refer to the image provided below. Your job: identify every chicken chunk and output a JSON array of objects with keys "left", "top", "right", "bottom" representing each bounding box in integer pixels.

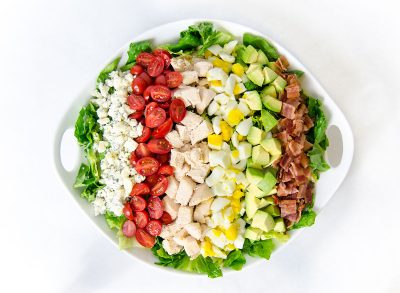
[
  {"left": 175, "top": 176, "right": 196, "bottom": 205},
  {"left": 189, "top": 183, "right": 214, "bottom": 206},
  {"left": 174, "top": 163, "right": 190, "bottom": 181},
  {"left": 173, "top": 86, "right": 201, "bottom": 107},
  {"left": 182, "top": 71, "right": 199, "bottom": 85},
  {"left": 176, "top": 206, "right": 193, "bottom": 228},
  {"left": 196, "top": 87, "right": 216, "bottom": 114},
  {"left": 165, "top": 176, "right": 179, "bottom": 199},
  {"left": 162, "top": 196, "right": 180, "bottom": 220},
  {"left": 185, "top": 222, "right": 202, "bottom": 240},
  {"left": 171, "top": 57, "right": 192, "bottom": 72},
  {"left": 173, "top": 228, "right": 188, "bottom": 246},
  {"left": 183, "top": 236, "right": 200, "bottom": 259},
  {"left": 193, "top": 198, "right": 213, "bottom": 223},
  {"left": 159, "top": 221, "right": 180, "bottom": 239},
  {"left": 165, "top": 130, "right": 184, "bottom": 149},
  {"left": 187, "top": 165, "right": 210, "bottom": 183},
  {"left": 170, "top": 149, "right": 185, "bottom": 170},
  {"left": 162, "top": 238, "right": 182, "bottom": 255},
  {"left": 184, "top": 147, "right": 202, "bottom": 167},
  {"left": 180, "top": 111, "right": 203, "bottom": 130},
  {"left": 194, "top": 60, "right": 213, "bottom": 77},
  {"left": 189, "top": 120, "right": 213, "bottom": 145},
  {"left": 176, "top": 124, "right": 191, "bottom": 143},
  {"left": 198, "top": 142, "right": 210, "bottom": 163}
]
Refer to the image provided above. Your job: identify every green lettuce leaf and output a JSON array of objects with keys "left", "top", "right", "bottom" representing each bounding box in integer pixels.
[
  {"left": 119, "top": 40, "right": 153, "bottom": 71},
  {"left": 308, "top": 143, "right": 330, "bottom": 173},
  {"left": 243, "top": 33, "right": 279, "bottom": 61},
  {"left": 223, "top": 250, "right": 246, "bottom": 271},
  {"left": 244, "top": 80, "right": 261, "bottom": 91},
  {"left": 262, "top": 231, "right": 290, "bottom": 243},
  {"left": 292, "top": 210, "right": 317, "bottom": 229},
  {"left": 242, "top": 239, "right": 275, "bottom": 260},
  {"left": 286, "top": 69, "right": 304, "bottom": 78},
  {"left": 97, "top": 56, "right": 121, "bottom": 83},
  {"left": 105, "top": 211, "right": 125, "bottom": 231},
  {"left": 74, "top": 103, "right": 100, "bottom": 148}
]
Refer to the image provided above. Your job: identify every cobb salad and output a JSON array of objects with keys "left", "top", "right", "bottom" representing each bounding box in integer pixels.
[{"left": 73, "top": 22, "right": 330, "bottom": 278}]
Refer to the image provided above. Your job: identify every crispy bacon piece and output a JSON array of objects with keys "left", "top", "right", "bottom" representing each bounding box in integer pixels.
[
  {"left": 281, "top": 102, "right": 296, "bottom": 119},
  {"left": 278, "top": 199, "right": 297, "bottom": 217},
  {"left": 285, "top": 83, "right": 301, "bottom": 99},
  {"left": 288, "top": 140, "right": 303, "bottom": 157},
  {"left": 276, "top": 55, "right": 289, "bottom": 71}
]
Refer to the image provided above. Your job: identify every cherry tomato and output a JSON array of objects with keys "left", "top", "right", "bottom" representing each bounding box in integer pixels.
[
  {"left": 152, "top": 118, "right": 172, "bottom": 138},
  {"left": 150, "top": 175, "right": 168, "bottom": 196},
  {"left": 122, "top": 220, "right": 136, "bottom": 238},
  {"left": 145, "top": 174, "right": 160, "bottom": 187},
  {"left": 136, "top": 52, "right": 154, "bottom": 67},
  {"left": 130, "top": 183, "right": 150, "bottom": 197},
  {"left": 156, "top": 153, "right": 170, "bottom": 165},
  {"left": 123, "top": 203, "right": 135, "bottom": 220},
  {"left": 143, "top": 85, "right": 155, "bottom": 102},
  {"left": 160, "top": 212, "right": 173, "bottom": 225},
  {"left": 135, "top": 143, "right": 153, "bottom": 158},
  {"left": 135, "top": 228, "right": 156, "bottom": 248},
  {"left": 158, "top": 101, "right": 170, "bottom": 109},
  {"left": 131, "top": 77, "right": 147, "bottom": 95},
  {"left": 130, "top": 64, "right": 144, "bottom": 75},
  {"left": 127, "top": 94, "right": 145, "bottom": 111},
  {"left": 146, "top": 220, "right": 163, "bottom": 236},
  {"left": 135, "top": 157, "right": 160, "bottom": 176},
  {"left": 130, "top": 195, "right": 147, "bottom": 212},
  {"left": 135, "top": 126, "right": 151, "bottom": 143},
  {"left": 169, "top": 99, "right": 186, "bottom": 123},
  {"left": 147, "top": 138, "right": 172, "bottom": 154},
  {"left": 150, "top": 85, "right": 171, "bottom": 102},
  {"left": 165, "top": 71, "right": 183, "bottom": 88},
  {"left": 153, "top": 49, "right": 172, "bottom": 68},
  {"left": 144, "top": 101, "right": 158, "bottom": 117},
  {"left": 129, "top": 152, "right": 138, "bottom": 167},
  {"left": 145, "top": 107, "right": 166, "bottom": 128},
  {"left": 147, "top": 196, "right": 163, "bottom": 219},
  {"left": 138, "top": 72, "right": 152, "bottom": 85},
  {"left": 147, "top": 56, "right": 165, "bottom": 77},
  {"left": 158, "top": 165, "right": 174, "bottom": 176},
  {"left": 155, "top": 74, "right": 167, "bottom": 85},
  {"left": 129, "top": 110, "right": 143, "bottom": 120},
  {"left": 134, "top": 211, "right": 149, "bottom": 228}
]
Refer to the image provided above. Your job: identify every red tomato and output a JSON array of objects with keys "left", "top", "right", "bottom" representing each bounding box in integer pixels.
[
  {"left": 123, "top": 203, "right": 135, "bottom": 220},
  {"left": 165, "top": 71, "right": 183, "bottom": 88},
  {"left": 129, "top": 152, "right": 138, "bottom": 167},
  {"left": 122, "top": 220, "right": 136, "bottom": 238},
  {"left": 131, "top": 77, "right": 147, "bottom": 95},
  {"left": 145, "top": 174, "right": 160, "bottom": 187},
  {"left": 145, "top": 107, "right": 166, "bottom": 128},
  {"left": 129, "top": 110, "right": 143, "bottom": 120},
  {"left": 127, "top": 94, "right": 145, "bottom": 111},
  {"left": 147, "top": 56, "right": 165, "bottom": 77},
  {"left": 160, "top": 212, "right": 173, "bottom": 225},
  {"left": 146, "top": 220, "right": 163, "bottom": 236},
  {"left": 143, "top": 85, "right": 155, "bottom": 102},
  {"left": 144, "top": 101, "right": 158, "bottom": 117},
  {"left": 158, "top": 101, "right": 170, "bottom": 109},
  {"left": 130, "top": 183, "right": 150, "bottom": 196},
  {"left": 153, "top": 49, "right": 172, "bottom": 68},
  {"left": 155, "top": 74, "right": 167, "bottom": 85},
  {"left": 135, "top": 126, "right": 151, "bottom": 143},
  {"left": 135, "top": 157, "right": 160, "bottom": 176},
  {"left": 134, "top": 211, "right": 149, "bottom": 228},
  {"left": 135, "top": 143, "right": 152, "bottom": 158},
  {"left": 150, "top": 85, "right": 171, "bottom": 102},
  {"left": 135, "top": 228, "right": 155, "bottom": 248},
  {"left": 158, "top": 165, "right": 174, "bottom": 176},
  {"left": 156, "top": 153, "right": 170, "bottom": 165},
  {"left": 130, "top": 64, "right": 144, "bottom": 75},
  {"left": 147, "top": 138, "right": 172, "bottom": 154},
  {"left": 152, "top": 118, "right": 173, "bottom": 138},
  {"left": 136, "top": 52, "right": 154, "bottom": 67},
  {"left": 147, "top": 196, "right": 164, "bottom": 219},
  {"left": 130, "top": 195, "right": 147, "bottom": 212},
  {"left": 169, "top": 99, "right": 186, "bottom": 123},
  {"left": 150, "top": 175, "right": 168, "bottom": 196},
  {"left": 137, "top": 72, "right": 152, "bottom": 85}
]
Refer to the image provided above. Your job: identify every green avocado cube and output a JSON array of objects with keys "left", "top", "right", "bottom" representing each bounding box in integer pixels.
[
  {"left": 257, "top": 171, "right": 277, "bottom": 194},
  {"left": 251, "top": 210, "right": 275, "bottom": 232},
  {"left": 260, "top": 109, "right": 278, "bottom": 132},
  {"left": 242, "top": 45, "right": 259, "bottom": 64},
  {"left": 256, "top": 50, "right": 269, "bottom": 65},
  {"left": 263, "top": 67, "right": 278, "bottom": 84},
  {"left": 274, "top": 218, "right": 286, "bottom": 232},
  {"left": 264, "top": 205, "right": 281, "bottom": 217},
  {"left": 261, "top": 85, "right": 277, "bottom": 98},
  {"left": 260, "top": 137, "right": 282, "bottom": 156},
  {"left": 247, "top": 126, "right": 264, "bottom": 145},
  {"left": 252, "top": 145, "right": 270, "bottom": 166},
  {"left": 272, "top": 76, "right": 287, "bottom": 93},
  {"left": 262, "top": 95, "right": 282, "bottom": 113},
  {"left": 245, "top": 192, "right": 261, "bottom": 219}
]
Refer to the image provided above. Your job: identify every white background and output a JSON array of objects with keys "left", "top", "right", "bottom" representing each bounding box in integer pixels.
[{"left": 1, "top": 0, "right": 400, "bottom": 292}]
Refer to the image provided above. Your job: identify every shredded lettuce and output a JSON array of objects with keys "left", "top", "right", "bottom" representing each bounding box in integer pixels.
[
  {"left": 223, "top": 250, "right": 246, "bottom": 271},
  {"left": 242, "top": 239, "right": 275, "bottom": 260},
  {"left": 292, "top": 210, "right": 317, "bottom": 229},
  {"left": 243, "top": 33, "right": 279, "bottom": 61},
  {"left": 97, "top": 56, "right": 121, "bottom": 83}
]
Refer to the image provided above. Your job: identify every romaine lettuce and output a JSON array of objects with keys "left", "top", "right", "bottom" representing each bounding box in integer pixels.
[
  {"left": 242, "top": 238, "right": 275, "bottom": 260},
  {"left": 97, "top": 56, "right": 121, "bottom": 83},
  {"left": 292, "top": 210, "right": 317, "bottom": 229},
  {"left": 223, "top": 250, "right": 246, "bottom": 271},
  {"left": 243, "top": 33, "right": 279, "bottom": 61}
]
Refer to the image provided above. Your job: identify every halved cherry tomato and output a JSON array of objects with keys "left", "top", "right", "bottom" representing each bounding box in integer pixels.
[
  {"left": 131, "top": 77, "right": 147, "bottom": 95},
  {"left": 122, "top": 220, "right": 136, "bottom": 237},
  {"left": 130, "top": 183, "right": 150, "bottom": 196},
  {"left": 153, "top": 49, "right": 172, "bottom": 68},
  {"left": 135, "top": 228, "right": 155, "bottom": 248},
  {"left": 150, "top": 175, "right": 168, "bottom": 196},
  {"left": 160, "top": 212, "right": 173, "bottom": 224},
  {"left": 136, "top": 52, "right": 154, "bottom": 67},
  {"left": 130, "top": 195, "right": 147, "bottom": 212},
  {"left": 144, "top": 101, "right": 158, "bottom": 117},
  {"left": 129, "top": 152, "right": 138, "bottom": 167},
  {"left": 169, "top": 98, "right": 186, "bottom": 123},
  {"left": 130, "top": 64, "right": 144, "bottom": 75},
  {"left": 129, "top": 110, "right": 143, "bottom": 120},
  {"left": 152, "top": 118, "right": 172, "bottom": 138},
  {"left": 135, "top": 143, "right": 152, "bottom": 158},
  {"left": 137, "top": 72, "right": 152, "bottom": 85},
  {"left": 147, "top": 196, "right": 163, "bottom": 219},
  {"left": 135, "top": 157, "right": 160, "bottom": 176},
  {"left": 146, "top": 220, "right": 162, "bottom": 236},
  {"left": 143, "top": 85, "right": 155, "bottom": 102},
  {"left": 158, "top": 101, "right": 170, "bottom": 109},
  {"left": 150, "top": 85, "right": 171, "bottom": 102},
  {"left": 147, "top": 56, "right": 164, "bottom": 77},
  {"left": 158, "top": 165, "right": 174, "bottom": 176},
  {"left": 123, "top": 203, "right": 135, "bottom": 220},
  {"left": 135, "top": 126, "right": 151, "bottom": 143},
  {"left": 155, "top": 74, "right": 167, "bottom": 85},
  {"left": 127, "top": 94, "right": 145, "bottom": 111},
  {"left": 134, "top": 211, "right": 149, "bottom": 228},
  {"left": 165, "top": 71, "right": 183, "bottom": 88},
  {"left": 147, "top": 138, "right": 172, "bottom": 154},
  {"left": 145, "top": 107, "right": 166, "bottom": 128},
  {"left": 156, "top": 153, "right": 170, "bottom": 165},
  {"left": 145, "top": 174, "right": 160, "bottom": 187}
]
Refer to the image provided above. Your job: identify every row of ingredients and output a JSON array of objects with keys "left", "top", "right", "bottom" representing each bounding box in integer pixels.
[{"left": 74, "top": 22, "right": 330, "bottom": 278}]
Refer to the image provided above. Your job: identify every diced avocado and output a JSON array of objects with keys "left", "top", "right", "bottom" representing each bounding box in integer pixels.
[
  {"left": 252, "top": 145, "right": 270, "bottom": 166},
  {"left": 246, "top": 167, "right": 264, "bottom": 185},
  {"left": 264, "top": 205, "right": 281, "bottom": 217},
  {"left": 274, "top": 218, "right": 286, "bottom": 232},
  {"left": 247, "top": 158, "right": 263, "bottom": 169},
  {"left": 243, "top": 214, "right": 252, "bottom": 224},
  {"left": 272, "top": 76, "right": 287, "bottom": 93},
  {"left": 256, "top": 50, "right": 268, "bottom": 65},
  {"left": 259, "top": 197, "right": 271, "bottom": 209},
  {"left": 251, "top": 210, "right": 275, "bottom": 232},
  {"left": 267, "top": 61, "right": 280, "bottom": 72},
  {"left": 267, "top": 188, "right": 277, "bottom": 195},
  {"left": 262, "top": 95, "right": 282, "bottom": 113},
  {"left": 244, "top": 227, "right": 262, "bottom": 241},
  {"left": 256, "top": 171, "right": 277, "bottom": 194},
  {"left": 263, "top": 67, "right": 278, "bottom": 84},
  {"left": 247, "top": 183, "right": 267, "bottom": 198},
  {"left": 246, "top": 66, "right": 264, "bottom": 87},
  {"left": 263, "top": 196, "right": 275, "bottom": 205},
  {"left": 242, "top": 45, "right": 258, "bottom": 64},
  {"left": 247, "top": 126, "right": 264, "bottom": 145},
  {"left": 242, "top": 91, "right": 262, "bottom": 110},
  {"left": 260, "top": 109, "right": 278, "bottom": 132},
  {"left": 261, "top": 230, "right": 289, "bottom": 242},
  {"left": 246, "top": 63, "right": 262, "bottom": 73},
  {"left": 266, "top": 154, "right": 281, "bottom": 167},
  {"left": 245, "top": 192, "right": 261, "bottom": 219},
  {"left": 260, "top": 137, "right": 282, "bottom": 156},
  {"left": 261, "top": 85, "right": 277, "bottom": 99}
]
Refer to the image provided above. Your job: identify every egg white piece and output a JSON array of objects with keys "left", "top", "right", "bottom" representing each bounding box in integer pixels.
[
  {"left": 237, "top": 142, "right": 252, "bottom": 160},
  {"left": 211, "top": 197, "right": 230, "bottom": 212},
  {"left": 212, "top": 116, "right": 222, "bottom": 134},
  {"left": 236, "top": 118, "right": 253, "bottom": 136}
]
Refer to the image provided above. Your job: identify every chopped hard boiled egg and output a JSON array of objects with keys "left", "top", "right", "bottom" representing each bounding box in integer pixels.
[
  {"left": 208, "top": 134, "right": 223, "bottom": 150},
  {"left": 226, "top": 109, "right": 244, "bottom": 126},
  {"left": 236, "top": 118, "right": 253, "bottom": 136},
  {"left": 237, "top": 142, "right": 252, "bottom": 160}
]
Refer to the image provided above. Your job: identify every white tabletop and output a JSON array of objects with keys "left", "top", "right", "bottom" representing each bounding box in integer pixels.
[{"left": 1, "top": 0, "right": 400, "bottom": 292}]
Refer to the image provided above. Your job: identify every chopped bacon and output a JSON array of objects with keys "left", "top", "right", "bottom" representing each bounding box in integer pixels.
[
  {"left": 277, "top": 182, "right": 298, "bottom": 197},
  {"left": 278, "top": 118, "right": 294, "bottom": 132},
  {"left": 279, "top": 199, "right": 297, "bottom": 217},
  {"left": 299, "top": 152, "right": 309, "bottom": 168},
  {"left": 292, "top": 119, "right": 304, "bottom": 136},
  {"left": 303, "top": 115, "right": 314, "bottom": 131},
  {"left": 286, "top": 74, "right": 299, "bottom": 86},
  {"left": 278, "top": 168, "right": 293, "bottom": 183},
  {"left": 285, "top": 83, "right": 301, "bottom": 99},
  {"left": 279, "top": 154, "right": 293, "bottom": 171},
  {"left": 284, "top": 212, "right": 299, "bottom": 223},
  {"left": 290, "top": 162, "right": 305, "bottom": 177},
  {"left": 281, "top": 102, "right": 296, "bottom": 119},
  {"left": 274, "top": 131, "right": 291, "bottom": 146},
  {"left": 288, "top": 140, "right": 303, "bottom": 156},
  {"left": 295, "top": 104, "right": 308, "bottom": 118},
  {"left": 276, "top": 55, "right": 289, "bottom": 71},
  {"left": 303, "top": 140, "right": 313, "bottom": 151},
  {"left": 305, "top": 183, "right": 314, "bottom": 204}
]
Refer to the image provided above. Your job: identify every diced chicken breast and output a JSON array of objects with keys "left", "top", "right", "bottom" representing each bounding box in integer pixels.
[
  {"left": 185, "top": 222, "right": 202, "bottom": 240},
  {"left": 173, "top": 86, "right": 201, "bottom": 107},
  {"left": 175, "top": 176, "right": 196, "bottom": 205},
  {"left": 194, "top": 60, "right": 213, "bottom": 77},
  {"left": 187, "top": 164, "right": 210, "bottom": 183},
  {"left": 200, "top": 224, "right": 209, "bottom": 240},
  {"left": 198, "top": 142, "right": 210, "bottom": 163},
  {"left": 182, "top": 71, "right": 199, "bottom": 85},
  {"left": 190, "top": 120, "right": 213, "bottom": 145},
  {"left": 170, "top": 149, "right": 185, "bottom": 170},
  {"left": 171, "top": 57, "right": 192, "bottom": 72},
  {"left": 183, "top": 236, "right": 201, "bottom": 259},
  {"left": 184, "top": 147, "right": 202, "bottom": 167},
  {"left": 189, "top": 183, "right": 214, "bottom": 206},
  {"left": 193, "top": 198, "right": 213, "bottom": 223},
  {"left": 176, "top": 124, "right": 191, "bottom": 143},
  {"left": 176, "top": 206, "right": 194, "bottom": 228},
  {"left": 174, "top": 163, "right": 190, "bottom": 181},
  {"left": 180, "top": 111, "right": 204, "bottom": 130},
  {"left": 198, "top": 78, "right": 209, "bottom": 86},
  {"left": 196, "top": 87, "right": 216, "bottom": 114},
  {"left": 165, "top": 176, "right": 179, "bottom": 199},
  {"left": 165, "top": 130, "right": 184, "bottom": 148},
  {"left": 173, "top": 228, "right": 188, "bottom": 246},
  {"left": 162, "top": 196, "right": 180, "bottom": 220},
  {"left": 162, "top": 238, "right": 182, "bottom": 255},
  {"left": 159, "top": 221, "right": 180, "bottom": 239}
]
